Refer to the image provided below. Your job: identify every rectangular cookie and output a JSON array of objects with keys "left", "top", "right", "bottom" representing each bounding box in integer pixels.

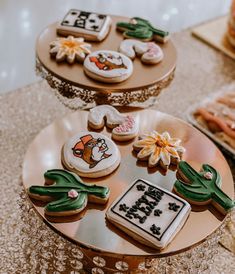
[
  {"left": 57, "top": 9, "right": 112, "bottom": 41},
  {"left": 106, "top": 179, "right": 191, "bottom": 249}
]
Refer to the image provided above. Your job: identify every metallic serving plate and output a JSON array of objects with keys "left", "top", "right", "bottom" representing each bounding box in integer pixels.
[{"left": 22, "top": 109, "right": 234, "bottom": 264}]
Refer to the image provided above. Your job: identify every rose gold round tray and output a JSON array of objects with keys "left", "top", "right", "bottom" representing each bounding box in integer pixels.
[
  {"left": 22, "top": 109, "right": 234, "bottom": 272},
  {"left": 36, "top": 15, "right": 176, "bottom": 109}
]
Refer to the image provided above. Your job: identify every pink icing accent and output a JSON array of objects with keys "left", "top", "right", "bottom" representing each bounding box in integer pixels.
[
  {"left": 115, "top": 116, "right": 135, "bottom": 133},
  {"left": 145, "top": 42, "right": 161, "bottom": 58},
  {"left": 203, "top": 172, "right": 213, "bottom": 180},
  {"left": 68, "top": 189, "right": 79, "bottom": 198}
]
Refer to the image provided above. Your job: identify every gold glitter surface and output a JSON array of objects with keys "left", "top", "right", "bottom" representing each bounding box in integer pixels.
[{"left": 0, "top": 30, "right": 235, "bottom": 273}]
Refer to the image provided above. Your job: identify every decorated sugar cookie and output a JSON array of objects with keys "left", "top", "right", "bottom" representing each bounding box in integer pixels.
[
  {"left": 28, "top": 169, "right": 110, "bottom": 217},
  {"left": 56, "top": 9, "right": 112, "bottom": 41},
  {"left": 83, "top": 50, "right": 133, "bottom": 83},
  {"left": 174, "top": 161, "right": 235, "bottom": 215},
  {"left": 49, "top": 36, "right": 91, "bottom": 64},
  {"left": 116, "top": 17, "right": 170, "bottom": 43},
  {"left": 133, "top": 131, "right": 185, "bottom": 170},
  {"left": 88, "top": 105, "right": 138, "bottom": 141},
  {"left": 106, "top": 179, "right": 191, "bottom": 249},
  {"left": 62, "top": 132, "right": 121, "bottom": 178},
  {"left": 119, "top": 39, "right": 164, "bottom": 64}
]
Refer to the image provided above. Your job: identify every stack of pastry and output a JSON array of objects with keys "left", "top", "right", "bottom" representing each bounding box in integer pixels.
[{"left": 227, "top": 0, "right": 235, "bottom": 47}]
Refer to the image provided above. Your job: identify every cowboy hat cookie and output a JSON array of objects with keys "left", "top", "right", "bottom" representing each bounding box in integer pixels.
[
  {"left": 56, "top": 9, "right": 112, "bottom": 41},
  {"left": 174, "top": 161, "right": 234, "bottom": 215},
  {"left": 62, "top": 132, "right": 121, "bottom": 178},
  {"left": 49, "top": 36, "right": 91, "bottom": 64},
  {"left": 88, "top": 105, "right": 139, "bottom": 141},
  {"left": 119, "top": 39, "right": 164, "bottom": 65},
  {"left": 83, "top": 50, "right": 133, "bottom": 83},
  {"left": 116, "top": 17, "right": 170, "bottom": 43},
  {"left": 28, "top": 169, "right": 110, "bottom": 217},
  {"left": 106, "top": 179, "right": 191, "bottom": 249},
  {"left": 133, "top": 131, "right": 185, "bottom": 170}
]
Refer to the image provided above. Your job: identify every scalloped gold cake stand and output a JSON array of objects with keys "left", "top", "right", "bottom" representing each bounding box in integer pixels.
[
  {"left": 22, "top": 109, "right": 234, "bottom": 273},
  {"left": 36, "top": 15, "right": 176, "bottom": 109}
]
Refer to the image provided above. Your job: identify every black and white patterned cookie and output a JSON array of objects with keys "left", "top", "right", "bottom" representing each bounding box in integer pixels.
[
  {"left": 57, "top": 9, "right": 112, "bottom": 41},
  {"left": 106, "top": 179, "right": 191, "bottom": 249}
]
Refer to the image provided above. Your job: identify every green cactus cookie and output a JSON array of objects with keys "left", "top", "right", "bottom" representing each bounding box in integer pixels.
[
  {"left": 173, "top": 161, "right": 234, "bottom": 215},
  {"left": 116, "top": 17, "right": 170, "bottom": 43},
  {"left": 28, "top": 169, "right": 110, "bottom": 217}
]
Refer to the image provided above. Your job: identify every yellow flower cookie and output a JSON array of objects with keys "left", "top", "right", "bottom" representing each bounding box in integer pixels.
[
  {"left": 50, "top": 36, "right": 91, "bottom": 64},
  {"left": 133, "top": 131, "right": 185, "bottom": 169}
]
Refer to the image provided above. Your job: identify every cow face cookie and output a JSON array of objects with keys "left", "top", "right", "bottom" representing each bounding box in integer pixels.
[
  {"left": 62, "top": 132, "right": 121, "bottom": 178},
  {"left": 119, "top": 39, "right": 164, "bottom": 65},
  {"left": 106, "top": 179, "right": 191, "bottom": 249},
  {"left": 57, "top": 9, "right": 112, "bottom": 41},
  {"left": 174, "top": 161, "right": 235, "bottom": 215},
  {"left": 88, "top": 105, "right": 139, "bottom": 141},
  {"left": 116, "top": 17, "right": 170, "bottom": 43},
  {"left": 83, "top": 50, "right": 133, "bottom": 83},
  {"left": 28, "top": 169, "right": 110, "bottom": 217},
  {"left": 49, "top": 36, "right": 91, "bottom": 64},
  {"left": 133, "top": 131, "right": 185, "bottom": 170}
]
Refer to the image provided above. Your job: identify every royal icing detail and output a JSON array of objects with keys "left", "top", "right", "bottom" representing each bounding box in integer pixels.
[
  {"left": 57, "top": 9, "right": 112, "bottom": 41},
  {"left": 49, "top": 36, "right": 91, "bottom": 64},
  {"left": 62, "top": 132, "right": 121, "bottom": 178},
  {"left": 116, "top": 17, "right": 170, "bottom": 43},
  {"left": 174, "top": 161, "right": 235, "bottom": 215},
  {"left": 119, "top": 39, "right": 164, "bottom": 64},
  {"left": 28, "top": 169, "right": 110, "bottom": 215},
  {"left": 88, "top": 105, "right": 139, "bottom": 141},
  {"left": 133, "top": 131, "right": 185, "bottom": 168},
  {"left": 106, "top": 179, "right": 191, "bottom": 249},
  {"left": 83, "top": 50, "right": 133, "bottom": 83},
  {"left": 68, "top": 189, "right": 79, "bottom": 198}
]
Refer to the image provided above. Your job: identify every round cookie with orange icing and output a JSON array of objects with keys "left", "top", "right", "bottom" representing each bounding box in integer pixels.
[
  {"left": 49, "top": 36, "right": 91, "bottom": 64},
  {"left": 133, "top": 131, "right": 185, "bottom": 170},
  {"left": 88, "top": 105, "right": 139, "bottom": 141},
  {"left": 62, "top": 132, "right": 121, "bottom": 178}
]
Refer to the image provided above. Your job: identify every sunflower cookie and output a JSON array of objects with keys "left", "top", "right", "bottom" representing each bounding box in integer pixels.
[
  {"left": 119, "top": 39, "right": 164, "bottom": 65},
  {"left": 83, "top": 50, "right": 133, "bottom": 83},
  {"left": 49, "top": 36, "right": 91, "bottom": 64},
  {"left": 106, "top": 179, "right": 191, "bottom": 249},
  {"left": 116, "top": 17, "right": 170, "bottom": 43},
  {"left": 28, "top": 169, "right": 110, "bottom": 217},
  {"left": 174, "top": 161, "right": 234, "bottom": 215},
  {"left": 133, "top": 131, "right": 185, "bottom": 170},
  {"left": 56, "top": 9, "right": 112, "bottom": 41},
  {"left": 88, "top": 105, "right": 138, "bottom": 141},
  {"left": 62, "top": 132, "right": 121, "bottom": 178}
]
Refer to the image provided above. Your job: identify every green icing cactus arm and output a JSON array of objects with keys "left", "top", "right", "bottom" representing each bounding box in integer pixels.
[
  {"left": 28, "top": 169, "right": 110, "bottom": 213},
  {"left": 174, "top": 161, "right": 234, "bottom": 214},
  {"left": 116, "top": 17, "right": 169, "bottom": 41}
]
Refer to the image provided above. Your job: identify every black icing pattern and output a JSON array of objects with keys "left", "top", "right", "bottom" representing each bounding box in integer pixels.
[
  {"left": 61, "top": 10, "right": 107, "bottom": 32},
  {"left": 111, "top": 179, "right": 186, "bottom": 241},
  {"left": 168, "top": 202, "right": 181, "bottom": 212},
  {"left": 150, "top": 224, "right": 161, "bottom": 235}
]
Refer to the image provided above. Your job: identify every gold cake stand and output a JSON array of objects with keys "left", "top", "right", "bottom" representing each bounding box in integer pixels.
[
  {"left": 36, "top": 15, "right": 177, "bottom": 109},
  {"left": 22, "top": 109, "right": 234, "bottom": 273}
]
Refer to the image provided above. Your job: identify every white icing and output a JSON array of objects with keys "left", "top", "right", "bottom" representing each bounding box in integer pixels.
[
  {"left": 63, "top": 131, "right": 120, "bottom": 174},
  {"left": 134, "top": 131, "right": 185, "bottom": 166},
  {"left": 88, "top": 105, "right": 139, "bottom": 139},
  {"left": 49, "top": 36, "right": 91, "bottom": 63},
  {"left": 119, "top": 39, "right": 164, "bottom": 64},
  {"left": 57, "top": 9, "right": 112, "bottom": 41},
  {"left": 106, "top": 179, "right": 191, "bottom": 249},
  {"left": 83, "top": 50, "right": 133, "bottom": 79}
]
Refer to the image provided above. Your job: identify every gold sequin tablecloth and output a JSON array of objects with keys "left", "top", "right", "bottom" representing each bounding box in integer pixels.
[{"left": 0, "top": 30, "right": 235, "bottom": 273}]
